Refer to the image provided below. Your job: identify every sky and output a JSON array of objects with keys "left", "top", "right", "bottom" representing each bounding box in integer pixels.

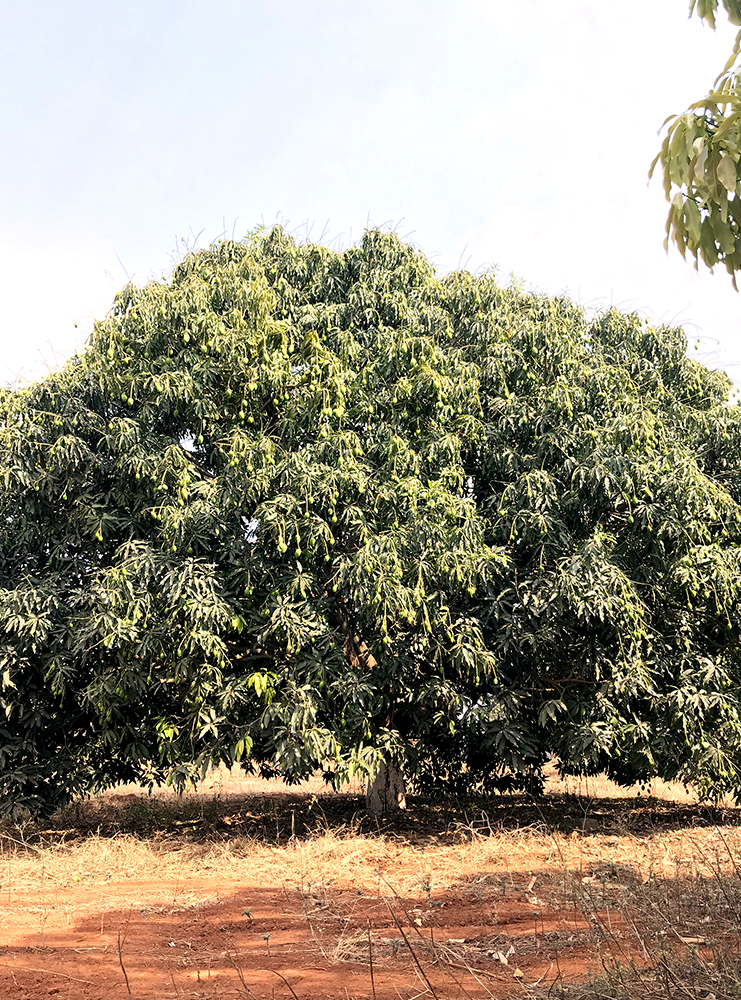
[{"left": 2, "top": 0, "right": 741, "bottom": 386}]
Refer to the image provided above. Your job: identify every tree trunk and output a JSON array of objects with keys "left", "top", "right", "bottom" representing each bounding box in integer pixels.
[{"left": 366, "top": 761, "right": 407, "bottom": 816}]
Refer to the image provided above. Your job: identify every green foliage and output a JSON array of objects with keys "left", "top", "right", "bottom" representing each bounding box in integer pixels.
[
  {"left": 690, "top": 0, "right": 741, "bottom": 30},
  {"left": 2, "top": 226, "right": 741, "bottom": 815},
  {"left": 651, "top": 2, "right": 741, "bottom": 284}
]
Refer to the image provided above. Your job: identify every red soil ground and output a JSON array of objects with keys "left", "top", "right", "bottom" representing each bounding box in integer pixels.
[{"left": 0, "top": 874, "right": 614, "bottom": 999}]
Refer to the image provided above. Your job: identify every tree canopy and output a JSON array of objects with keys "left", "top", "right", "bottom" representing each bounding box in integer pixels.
[
  {"left": 2, "top": 226, "right": 741, "bottom": 816},
  {"left": 651, "top": 1, "right": 741, "bottom": 285}
]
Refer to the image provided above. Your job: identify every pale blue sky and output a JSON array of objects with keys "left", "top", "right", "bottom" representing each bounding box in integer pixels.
[{"left": 2, "top": 1, "right": 740, "bottom": 386}]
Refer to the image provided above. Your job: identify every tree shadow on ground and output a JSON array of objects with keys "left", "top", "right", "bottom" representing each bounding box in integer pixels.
[{"left": 8, "top": 788, "right": 741, "bottom": 846}]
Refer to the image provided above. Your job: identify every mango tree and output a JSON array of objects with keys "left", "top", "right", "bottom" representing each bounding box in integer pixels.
[{"left": 2, "top": 226, "right": 741, "bottom": 816}]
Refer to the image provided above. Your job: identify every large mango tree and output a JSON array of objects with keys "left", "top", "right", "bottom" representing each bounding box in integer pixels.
[{"left": 2, "top": 226, "right": 741, "bottom": 816}]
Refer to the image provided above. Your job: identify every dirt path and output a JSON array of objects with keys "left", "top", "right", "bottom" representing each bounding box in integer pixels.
[{"left": 0, "top": 874, "right": 613, "bottom": 999}]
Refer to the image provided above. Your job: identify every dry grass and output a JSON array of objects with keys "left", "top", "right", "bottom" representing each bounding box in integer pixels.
[
  {"left": 4, "top": 801, "right": 741, "bottom": 908},
  {"left": 94, "top": 760, "right": 728, "bottom": 807},
  {"left": 95, "top": 764, "right": 368, "bottom": 803},
  {"left": 2, "top": 764, "right": 739, "bottom": 909},
  {"left": 543, "top": 766, "right": 733, "bottom": 806},
  {"left": 3, "top": 768, "right": 741, "bottom": 998}
]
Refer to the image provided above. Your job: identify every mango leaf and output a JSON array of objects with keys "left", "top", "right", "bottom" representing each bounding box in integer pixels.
[
  {"left": 684, "top": 198, "right": 703, "bottom": 244},
  {"left": 717, "top": 151, "right": 738, "bottom": 191}
]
